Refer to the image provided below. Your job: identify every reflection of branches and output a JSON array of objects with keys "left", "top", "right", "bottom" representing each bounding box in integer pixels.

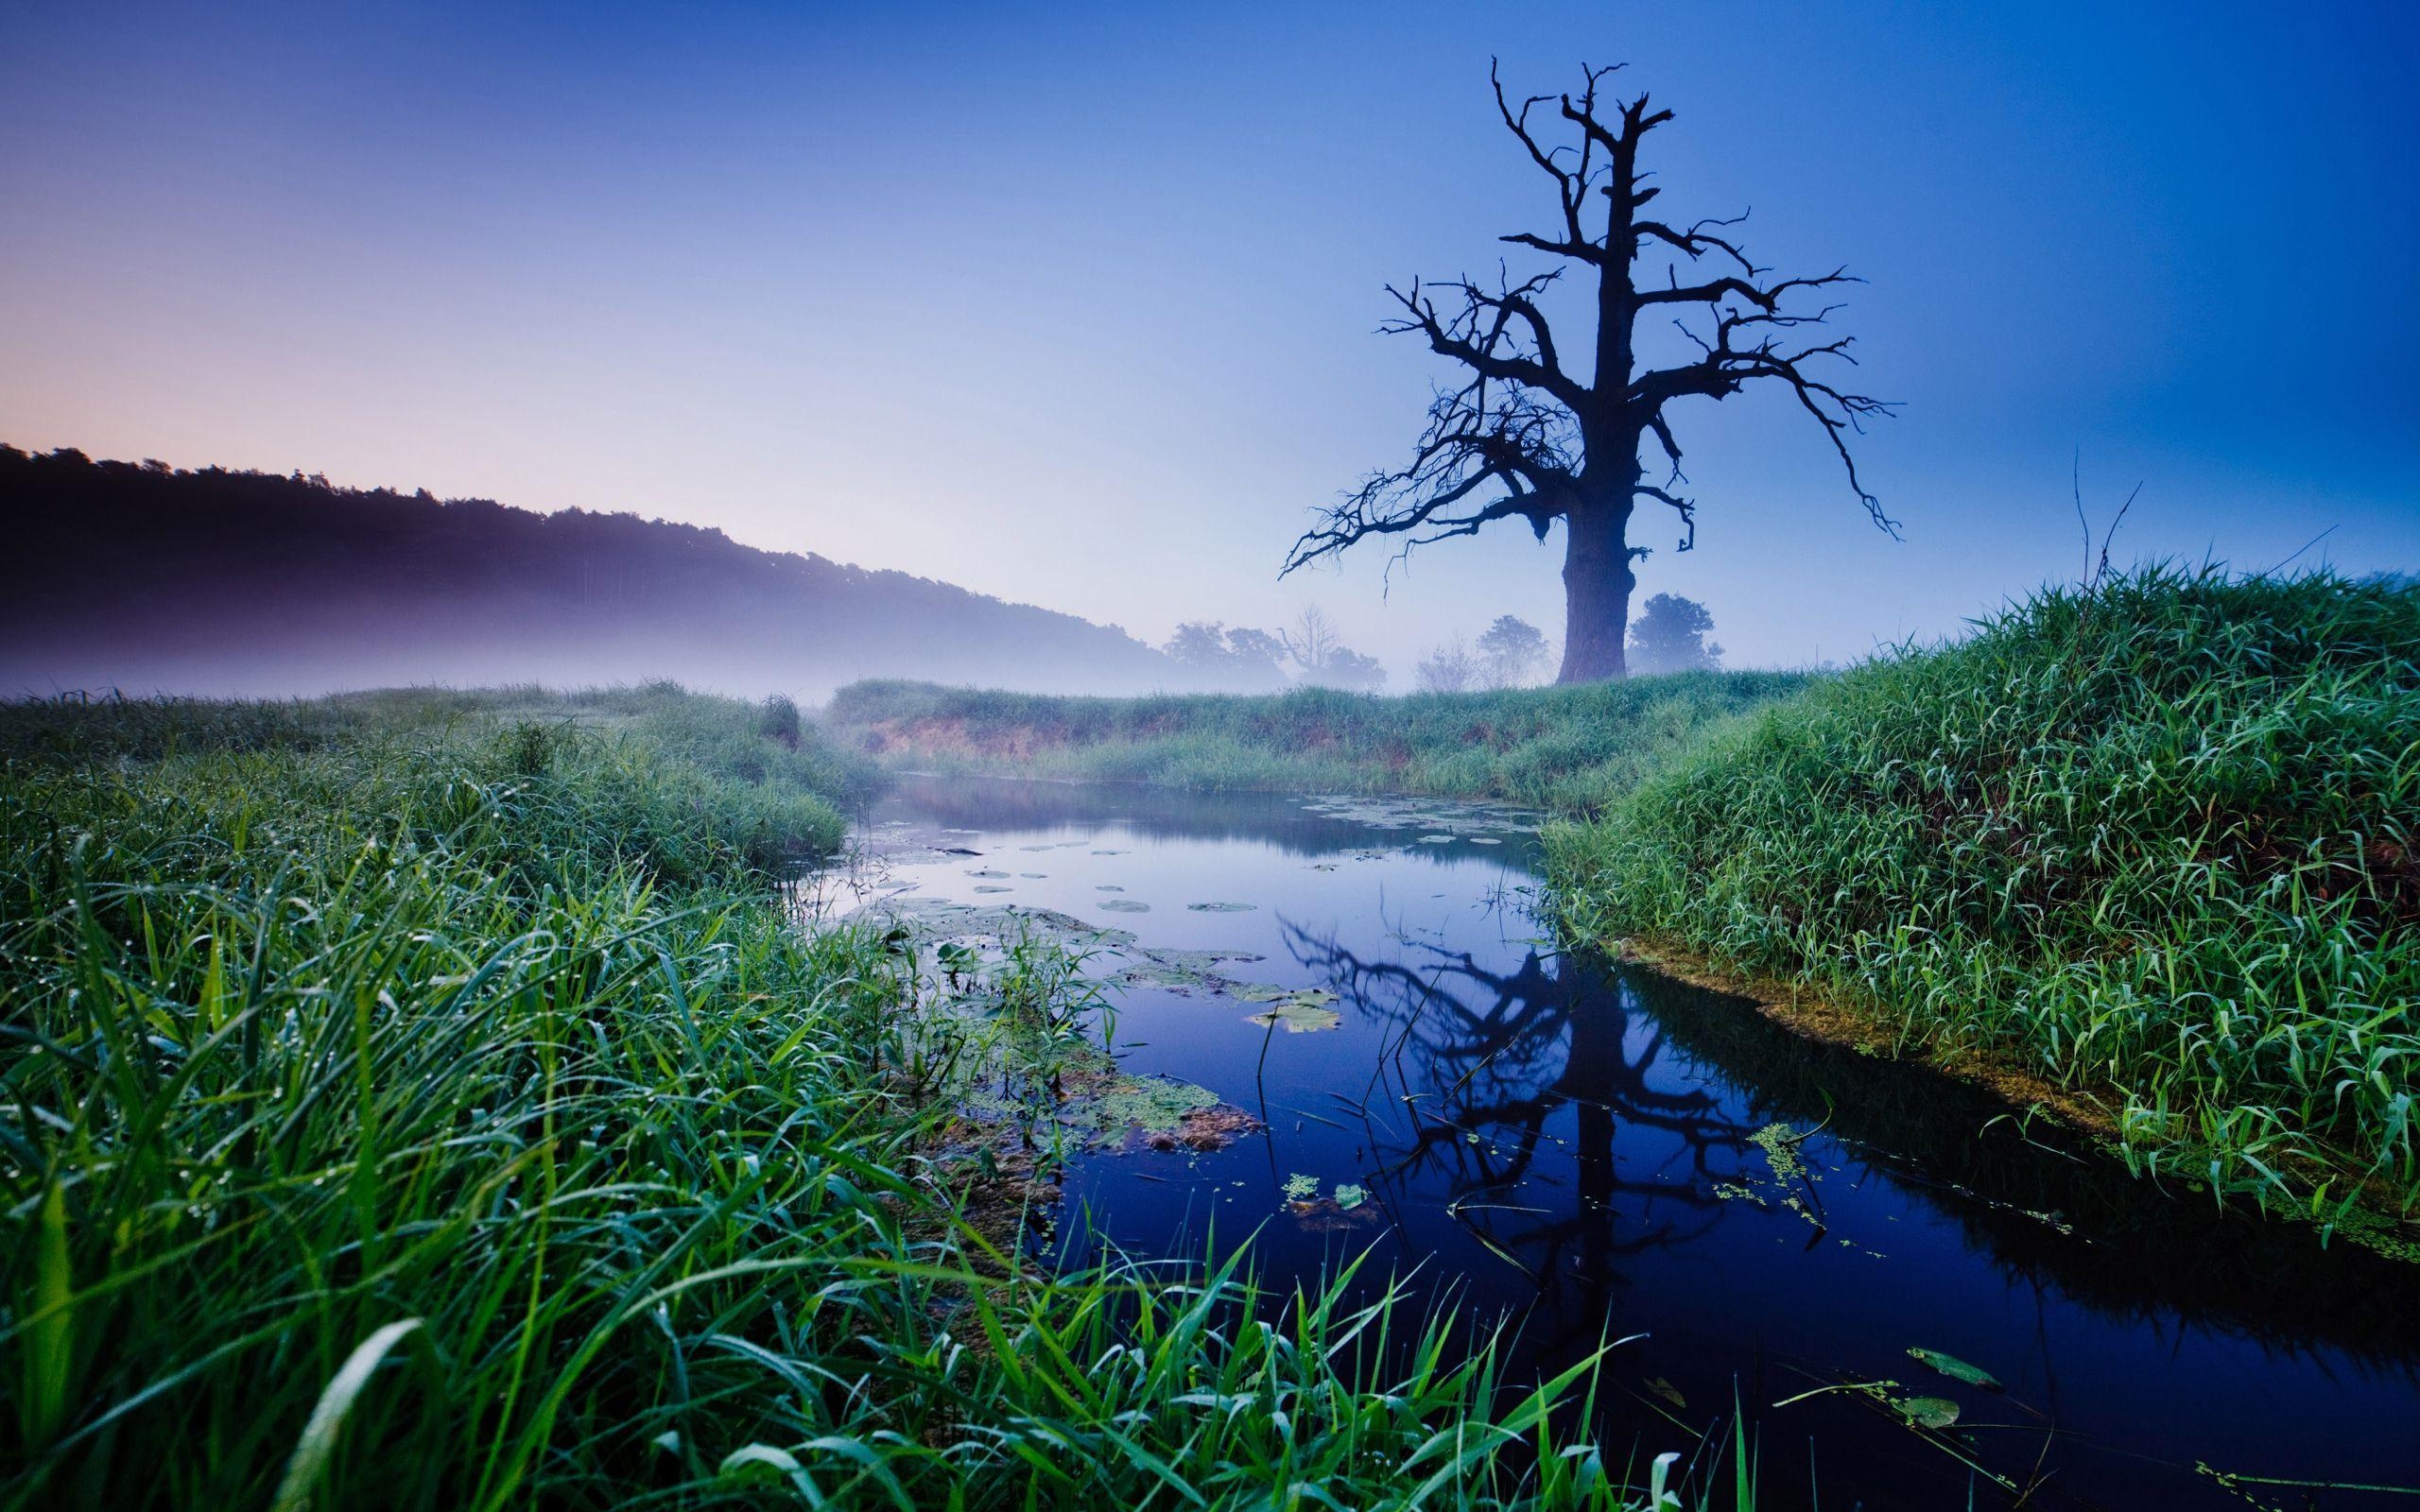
[{"left": 1281, "top": 918, "right": 1754, "bottom": 1292}]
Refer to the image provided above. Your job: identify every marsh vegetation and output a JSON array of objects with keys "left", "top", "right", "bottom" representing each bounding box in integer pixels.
[{"left": 0, "top": 688, "right": 1667, "bottom": 1510}]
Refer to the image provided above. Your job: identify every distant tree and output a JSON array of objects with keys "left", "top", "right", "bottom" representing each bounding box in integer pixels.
[
  {"left": 1163, "top": 621, "right": 1236, "bottom": 669},
  {"left": 1279, "top": 606, "right": 1387, "bottom": 690},
  {"left": 1280, "top": 605, "right": 1345, "bottom": 677},
  {"left": 1415, "top": 637, "right": 1480, "bottom": 693},
  {"left": 1284, "top": 61, "right": 1893, "bottom": 682},
  {"left": 1475, "top": 614, "right": 1549, "bottom": 688},
  {"left": 1625, "top": 593, "right": 1723, "bottom": 674},
  {"left": 1222, "top": 627, "right": 1289, "bottom": 678},
  {"left": 1319, "top": 647, "right": 1389, "bottom": 693},
  {"left": 1164, "top": 621, "right": 1288, "bottom": 687}
]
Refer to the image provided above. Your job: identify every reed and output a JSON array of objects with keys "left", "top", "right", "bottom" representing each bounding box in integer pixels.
[{"left": 0, "top": 688, "right": 1717, "bottom": 1509}]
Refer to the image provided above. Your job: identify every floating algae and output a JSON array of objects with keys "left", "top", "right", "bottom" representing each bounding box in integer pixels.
[{"left": 1751, "top": 1122, "right": 1813, "bottom": 1185}]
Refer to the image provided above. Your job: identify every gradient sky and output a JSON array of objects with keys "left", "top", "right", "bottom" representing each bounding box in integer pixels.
[{"left": 4, "top": 1, "right": 2414, "bottom": 676}]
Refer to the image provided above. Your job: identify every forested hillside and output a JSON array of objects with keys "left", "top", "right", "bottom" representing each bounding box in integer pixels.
[{"left": 0, "top": 446, "right": 1175, "bottom": 697}]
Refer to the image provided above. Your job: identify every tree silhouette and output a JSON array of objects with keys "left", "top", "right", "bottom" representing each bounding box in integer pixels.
[
  {"left": 1286, "top": 61, "right": 1894, "bottom": 682},
  {"left": 1163, "top": 622, "right": 1288, "bottom": 686},
  {"left": 1283, "top": 605, "right": 1388, "bottom": 691},
  {"left": 1475, "top": 614, "right": 1549, "bottom": 687},
  {"left": 1625, "top": 592, "right": 1722, "bottom": 673}
]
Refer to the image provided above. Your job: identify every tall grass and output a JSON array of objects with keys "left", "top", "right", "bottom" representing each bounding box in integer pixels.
[
  {"left": 1547, "top": 566, "right": 2420, "bottom": 1222},
  {"left": 0, "top": 691, "right": 1700, "bottom": 1509},
  {"left": 827, "top": 673, "right": 1812, "bottom": 813}
]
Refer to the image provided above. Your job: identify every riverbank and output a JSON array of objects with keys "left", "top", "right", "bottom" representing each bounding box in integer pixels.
[
  {"left": 0, "top": 687, "right": 1645, "bottom": 1510},
  {"left": 832, "top": 570, "right": 2420, "bottom": 1237},
  {"left": 827, "top": 671, "right": 1810, "bottom": 812},
  {"left": 1548, "top": 566, "right": 2419, "bottom": 1231}
]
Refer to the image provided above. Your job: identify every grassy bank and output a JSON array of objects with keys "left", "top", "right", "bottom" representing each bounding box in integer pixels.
[
  {"left": 1547, "top": 568, "right": 2420, "bottom": 1227},
  {"left": 827, "top": 672, "right": 1812, "bottom": 813},
  {"left": 0, "top": 688, "right": 1685, "bottom": 1510}
]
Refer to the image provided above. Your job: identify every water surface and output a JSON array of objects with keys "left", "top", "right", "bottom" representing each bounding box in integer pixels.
[{"left": 838, "top": 776, "right": 2420, "bottom": 1511}]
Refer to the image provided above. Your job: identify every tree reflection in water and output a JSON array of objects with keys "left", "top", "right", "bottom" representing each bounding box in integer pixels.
[{"left": 1276, "top": 914, "right": 1759, "bottom": 1297}]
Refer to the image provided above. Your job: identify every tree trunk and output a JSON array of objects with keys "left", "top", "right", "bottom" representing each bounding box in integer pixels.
[{"left": 1556, "top": 497, "right": 1635, "bottom": 683}]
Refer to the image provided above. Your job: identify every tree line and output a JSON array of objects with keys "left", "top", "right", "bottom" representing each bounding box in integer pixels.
[{"left": 1164, "top": 594, "right": 1723, "bottom": 696}]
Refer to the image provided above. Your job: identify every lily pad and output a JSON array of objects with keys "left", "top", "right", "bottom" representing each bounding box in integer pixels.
[
  {"left": 1090, "top": 849, "right": 1127, "bottom": 855},
  {"left": 1416, "top": 834, "right": 1456, "bottom": 845},
  {"left": 1114, "top": 947, "right": 1270, "bottom": 994},
  {"left": 965, "top": 868, "right": 1009, "bottom": 879},
  {"left": 973, "top": 885, "right": 1012, "bottom": 894},
  {"left": 1099, "top": 899, "right": 1151, "bottom": 913},
  {"left": 1186, "top": 902, "right": 1258, "bottom": 913},
  {"left": 1648, "top": 1377, "right": 1687, "bottom": 1410},
  {"left": 1333, "top": 1183, "right": 1367, "bottom": 1210},
  {"left": 1907, "top": 1349, "right": 2001, "bottom": 1391},
  {"left": 1246, "top": 992, "right": 1343, "bottom": 1033},
  {"left": 1018, "top": 871, "right": 1047, "bottom": 878},
  {"left": 1236, "top": 984, "right": 1337, "bottom": 1005},
  {"left": 1898, "top": 1396, "right": 1961, "bottom": 1430},
  {"left": 1095, "top": 885, "right": 1126, "bottom": 892}
]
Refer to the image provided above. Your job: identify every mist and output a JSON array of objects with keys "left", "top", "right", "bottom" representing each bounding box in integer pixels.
[{"left": 0, "top": 445, "right": 1214, "bottom": 701}]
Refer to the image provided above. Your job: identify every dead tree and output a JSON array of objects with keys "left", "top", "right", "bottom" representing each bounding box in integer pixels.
[{"left": 1285, "top": 61, "right": 1896, "bottom": 682}]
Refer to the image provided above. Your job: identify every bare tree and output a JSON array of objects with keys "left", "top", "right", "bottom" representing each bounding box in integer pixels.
[
  {"left": 1276, "top": 604, "right": 1389, "bottom": 691},
  {"left": 1285, "top": 61, "right": 1895, "bottom": 682},
  {"left": 1280, "top": 604, "right": 1346, "bottom": 675},
  {"left": 1415, "top": 636, "right": 1480, "bottom": 692}
]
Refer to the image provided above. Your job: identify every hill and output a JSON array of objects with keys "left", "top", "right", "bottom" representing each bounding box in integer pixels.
[{"left": 0, "top": 445, "right": 1176, "bottom": 698}]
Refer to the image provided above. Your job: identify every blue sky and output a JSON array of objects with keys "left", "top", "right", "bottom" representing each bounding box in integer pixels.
[{"left": 4, "top": 1, "right": 2413, "bottom": 674}]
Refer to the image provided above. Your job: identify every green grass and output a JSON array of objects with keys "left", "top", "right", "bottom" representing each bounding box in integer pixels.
[
  {"left": 0, "top": 688, "right": 1719, "bottom": 1510},
  {"left": 826, "top": 673, "right": 1813, "bottom": 813},
  {"left": 1545, "top": 566, "right": 2420, "bottom": 1225}
]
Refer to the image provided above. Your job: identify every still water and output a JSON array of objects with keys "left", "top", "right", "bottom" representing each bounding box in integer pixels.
[{"left": 838, "top": 775, "right": 2420, "bottom": 1510}]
